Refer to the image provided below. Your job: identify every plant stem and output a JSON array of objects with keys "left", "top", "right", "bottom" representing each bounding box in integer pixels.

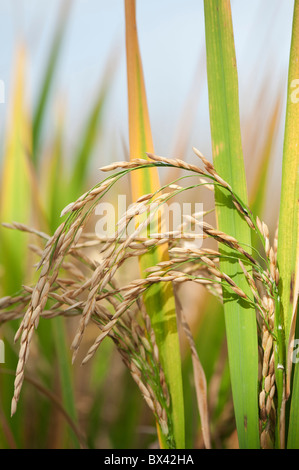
[
  {"left": 124, "top": 0, "right": 185, "bottom": 448},
  {"left": 203, "top": 0, "right": 260, "bottom": 448}
]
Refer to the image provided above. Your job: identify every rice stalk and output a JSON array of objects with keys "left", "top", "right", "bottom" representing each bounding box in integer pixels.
[
  {"left": 203, "top": 0, "right": 260, "bottom": 448},
  {"left": 124, "top": 0, "right": 184, "bottom": 449},
  {"left": 0, "top": 45, "right": 32, "bottom": 294},
  {"left": 0, "top": 149, "right": 282, "bottom": 448}
]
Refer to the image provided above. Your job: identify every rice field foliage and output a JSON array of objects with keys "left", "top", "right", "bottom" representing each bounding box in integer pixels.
[
  {"left": 0, "top": 0, "right": 298, "bottom": 450},
  {"left": 203, "top": 0, "right": 260, "bottom": 448}
]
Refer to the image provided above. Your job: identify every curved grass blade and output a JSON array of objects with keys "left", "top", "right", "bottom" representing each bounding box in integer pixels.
[
  {"left": 43, "top": 101, "right": 66, "bottom": 231},
  {"left": 0, "top": 44, "right": 34, "bottom": 447},
  {"left": 32, "top": 0, "right": 71, "bottom": 166},
  {"left": 0, "top": 45, "right": 32, "bottom": 293},
  {"left": 52, "top": 316, "right": 80, "bottom": 448},
  {"left": 203, "top": 0, "right": 260, "bottom": 448}
]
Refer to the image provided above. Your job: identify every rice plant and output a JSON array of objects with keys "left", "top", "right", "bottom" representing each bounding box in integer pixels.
[{"left": 0, "top": 0, "right": 298, "bottom": 449}]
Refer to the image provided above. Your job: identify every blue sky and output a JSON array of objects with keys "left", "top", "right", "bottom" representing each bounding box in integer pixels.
[{"left": 0, "top": 0, "right": 295, "bottom": 219}]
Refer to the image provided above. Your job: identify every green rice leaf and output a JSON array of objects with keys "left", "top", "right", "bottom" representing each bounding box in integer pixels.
[
  {"left": 278, "top": 0, "right": 299, "bottom": 449},
  {"left": 203, "top": 0, "right": 260, "bottom": 448}
]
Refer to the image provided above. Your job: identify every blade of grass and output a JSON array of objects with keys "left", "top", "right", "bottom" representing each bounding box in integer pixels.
[
  {"left": 287, "top": 254, "right": 299, "bottom": 449},
  {"left": 278, "top": 0, "right": 299, "bottom": 386},
  {"left": 277, "top": 0, "right": 299, "bottom": 449},
  {"left": 68, "top": 52, "right": 118, "bottom": 201},
  {"left": 0, "top": 45, "right": 32, "bottom": 293},
  {"left": 32, "top": 0, "right": 71, "bottom": 166},
  {"left": 0, "top": 45, "right": 34, "bottom": 447},
  {"left": 42, "top": 100, "right": 66, "bottom": 231},
  {"left": 1, "top": 85, "right": 78, "bottom": 447},
  {"left": 52, "top": 316, "right": 80, "bottom": 448},
  {"left": 125, "top": 0, "right": 185, "bottom": 449},
  {"left": 40, "top": 103, "right": 80, "bottom": 449},
  {"left": 203, "top": 0, "right": 260, "bottom": 448}
]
